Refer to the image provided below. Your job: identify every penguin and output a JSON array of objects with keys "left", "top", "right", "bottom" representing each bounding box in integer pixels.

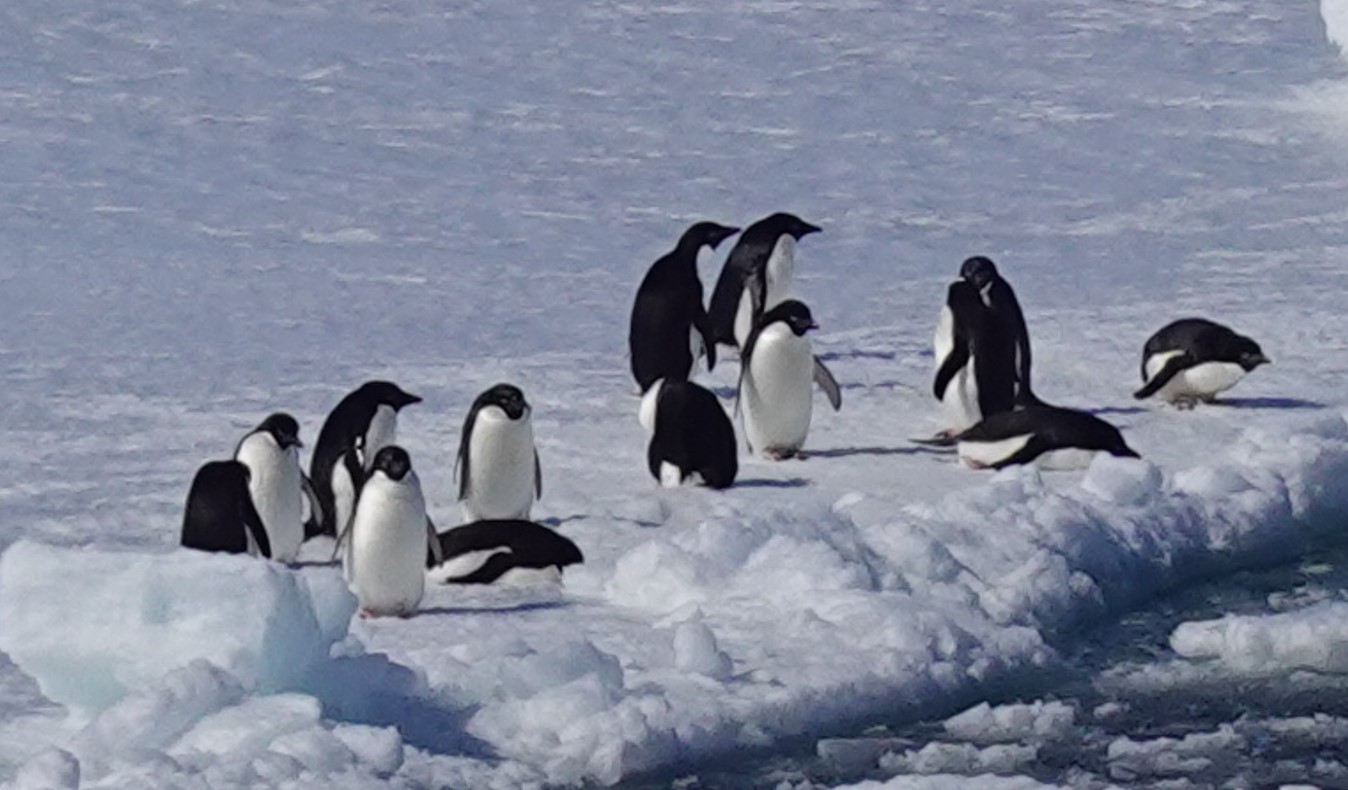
[
  {"left": 706, "top": 212, "right": 822, "bottom": 349},
  {"left": 427, "top": 520, "right": 584, "bottom": 585},
  {"left": 958, "top": 256, "right": 1040, "bottom": 409},
  {"left": 343, "top": 445, "right": 427, "bottom": 617},
  {"left": 629, "top": 221, "right": 740, "bottom": 392},
  {"left": 1133, "top": 318, "right": 1270, "bottom": 408},
  {"left": 647, "top": 378, "right": 738, "bottom": 489},
  {"left": 307, "top": 381, "right": 421, "bottom": 541},
  {"left": 931, "top": 278, "right": 995, "bottom": 438},
  {"left": 955, "top": 405, "right": 1139, "bottom": 471},
  {"left": 737, "top": 300, "right": 842, "bottom": 460},
  {"left": 181, "top": 460, "right": 272, "bottom": 558},
  {"left": 234, "top": 413, "right": 319, "bottom": 563},
  {"left": 457, "top": 383, "right": 542, "bottom": 523}
]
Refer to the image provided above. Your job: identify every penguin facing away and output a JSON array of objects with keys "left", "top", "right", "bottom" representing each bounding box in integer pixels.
[
  {"left": 959, "top": 256, "right": 1040, "bottom": 410},
  {"left": 234, "top": 413, "right": 319, "bottom": 563},
  {"left": 307, "top": 381, "right": 421, "bottom": 541},
  {"left": 706, "top": 212, "right": 822, "bottom": 349},
  {"left": 181, "top": 460, "right": 272, "bottom": 558},
  {"left": 344, "top": 445, "right": 427, "bottom": 618},
  {"left": 457, "top": 383, "right": 542, "bottom": 523},
  {"left": 1134, "top": 318, "right": 1269, "bottom": 408},
  {"left": 932, "top": 278, "right": 994, "bottom": 438},
  {"left": 956, "top": 405, "right": 1139, "bottom": 471},
  {"left": 737, "top": 300, "right": 842, "bottom": 460},
  {"left": 629, "top": 221, "right": 740, "bottom": 393},
  {"left": 427, "top": 520, "right": 584, "bottom": 585},
  {"left": 647, "top": 378, "right": 738, "bottom": 489}
]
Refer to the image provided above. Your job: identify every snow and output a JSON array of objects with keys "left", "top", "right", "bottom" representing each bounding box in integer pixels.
[
  {"left": 1170, "top": 601, "right": 1348, "bottom": 674},
  {"left": 3, "top": 0, "right": 1348, "bottom": 786},
  {"left": 941, "top": 701, "right": 1076, "bottom": 745}
]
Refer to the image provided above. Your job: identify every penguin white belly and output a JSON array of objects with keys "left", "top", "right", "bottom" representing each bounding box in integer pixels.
[
  {"left": 363, "top": 405, "right": 399, "bottom": 471},
  {"left": 734, "top": 237, "right": 796, "bottom": 348},
  {"left": 933, "top": 306, "right": 955, "bottom": 368},
  {"left": 347, "top": 475, "right": 426, "bottom": 616},
  {"left": 1034, "top": 447, "right": 1099, "bottom": 471},
  {"left": 462, "top": 410, "right": 537, "bottom": 522},
  {"left": 659, "top": 461, "right": 701, "bottom": 488},
  {"left": 958, "top": 434, "right": 1032, "bottom": 469},
  {"left": 941, "top": 361, "right": 981, "bottom": 434},
  {"left": 743, "top": 328, "right": 814, "bottom": 457},
  {"left": 1161, "top": 362, "right": 1247, "bottom": 401},
  {"left": 639, "top": 379, "right": 665, "bottom": 434},
  {"left": 235, "top": 435, "right": 304, "bottom": 563},
  {"left": 496, "top": 565, "right": 563, "bottom": 586}
]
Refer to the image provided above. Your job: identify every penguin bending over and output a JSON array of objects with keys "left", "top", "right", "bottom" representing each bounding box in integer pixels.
[
  {"left": 181, "top": 460, "right": 272, "bottom": 558},
  {"left": 629, "top": 221, "right": 740, "bottom": 392},
  {"left": 428, "top": 520, "right": 584, "bottom": 585},
  {"left": 343, "top": 446, "right": 427, "bottom": 618},
  {"left": 234, "top": 413, "right": 320, "bottom": 563},
  {"left": 457, "top": 383, "right": 542, "bottom": 523},
  {"left": 706, "top": 212, "right": 822, "bottom": 349},
  {"left": 931, "top": 278, "right": 995, "bottom": 438},
  {"left": 646, "top": 378, "right": 738, "bottom": 489},
  {"left": 307, "top": 381, "right": 421, "bottom": 541},
  {"left": 1134, "top": 318, "right": 1269, "bottom": 408},
  {"left": 958, "top": 256, "right": 1040, "bottom": 410},
  {"left": 737, "top": 300, "right": 841, "bottom": 460},
  {"left": 956, "top": 406, "right": 1138, "bottom": 471}
]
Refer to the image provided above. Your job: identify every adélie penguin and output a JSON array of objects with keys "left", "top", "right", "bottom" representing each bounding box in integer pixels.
[
  {"left": 234, "top": 413, "right": 320, "bottom": 563},
  {"left": 956, "top": 405, "right": 1139, "bottom": 471},
  {"left": 343, "top": 446, "right": 427, "bottom": 617},
  {"left": 958, "top": 256, "right": 1040, "bottom": 410},
  {"left": 931, "top": 278, "right": 993, "bottom": 438},
  {"left": 307, "top": 381, "right": 422, "bottom": 541},
  {"left": 456, "top": 383, "right": 542, "bottom": 523},
  {"left": 181, "top": 460, "right": 272, "bottom": 558},
  {"left": 706, "top": 212, "right": 822, "bottom": 349},
  {"left": 1133, "top": 318, "right": 1269, "bottom": 408},
  {"left": 737, "top": 300, "right": 841, "bottom": 460},
  {"left": 427, "top": 520, "right": 583, "bottom": 585},
  {"left": 646, "top": 378, "right": 738, "bottom": 489},
  {"left": 628, "top": 221, "right": 740, "bottom": 392}
]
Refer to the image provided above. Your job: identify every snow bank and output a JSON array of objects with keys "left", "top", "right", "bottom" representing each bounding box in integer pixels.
[
  {"left": 831, "top": 774, "right": 1073, "bottom": 790},
  {"left": 1324, "top": 0, "right": 1348, "bottom": 57},
  {"left": 941, "top": 701, "right": 1076, "bottom": 744},
  {"left": 0, "top": 542, "right": 355, "bottom": 712},
  {"left": 1170, "top": 601, "right": 1348, "bottom": 674}
]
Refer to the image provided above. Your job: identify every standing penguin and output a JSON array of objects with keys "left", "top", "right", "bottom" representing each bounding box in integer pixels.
[
  {"left": 647, "top": 379, "right": 738, "bottom": 489},
  {"left": 457, "top": 383, "right": 542, "bottom": 523},
  {"left": 307, "top": 381, "right": 422, "bottom": 541},
  {"left": 931, "top": 279, "right": 1001, "bottom": 439},
  {"left": 234, "top": 413, "right": 319, "bottom": 563},
  {"left": 428, "top": 520, "right": 584, "bottom": 585},
  {"left": 706, "top": 212, "right": 822, "bottom": 349},
  {"left": 629, "top": 221, "right": 740, "bottom": 392},
  {"left": 181, "top": 460, "right": 272, "bottom": 558},
  {"left": 1134, "top": 318, "right": 1269, "bottom": 408},
  {"left": 737, "top": 300, "right": 842, "bottom": 460},
  {"left": 955, "top": 406, "right": 1138, "bottom": 471},
  {"left": 958, "top": 256, "right": 1040, "bottom": 409},
  {"left": 343, "top": 446, "right": 427, "bottom": 617}
]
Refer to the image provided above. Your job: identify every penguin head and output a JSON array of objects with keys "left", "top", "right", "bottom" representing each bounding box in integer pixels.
[
  {"left": 1233, "top": 337, "right": 1270, "bottom": 371},
  {"left": 761, "top": 299, "right": 819, "bottom": 336},
  {"left": 959, "top": 256, "right": 1000, "bottom": 290},
  {"left": 257, "top": 413, "right": 302, "bottom": 449},
  {"left": 756, "top": 212, "right": 822, "bottom": 241},
  {"left": 370, "top": 445, "right": 413, "bottom": 482},
  {"left": 678, "top": 221, "right": 740, "bottom": 252},
  {"left": 476, "top": 383, "right": 530, "bottom": 420},
  {"left": 359, "top": 380, "right": 423, "bottom": 411}
]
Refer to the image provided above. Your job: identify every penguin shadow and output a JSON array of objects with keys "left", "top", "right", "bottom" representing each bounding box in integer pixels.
[
  {"left": 817, "top": 349, "right": 897, "bottom": 362},
  {"left": 810, "top": 445, "right": 936, "bottom": 459},
  {"left": 539, "top": 514, "right": 587, "bottom": 528},
  {"left": 418, "top": 599, "right": 573, "bottom": 617},
  {"left": 1086, "top": 406, "right": 1148, "bottom": 417},
  {"left": 735, "top": 477, "right": 810, "bottom": 489},
  {"left": 1209, "top": 396, "right": 1324, "bottom": 410}
]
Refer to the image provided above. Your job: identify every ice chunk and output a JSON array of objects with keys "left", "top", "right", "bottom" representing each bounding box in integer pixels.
[
  {"left": 10, "top": 748, "right": 79, "bottom": 790},
  {"left": 673, "top": 615, "right": 733, "bottom": 680},
  {"left": 879, "top": 741, "right": 1040, "bottom": 775},
  {"left": 942, "top": 700, "right": 1076, "bottom": 744},
  {"left": 1325, "top": 0, "right": 1348, "bottom": 56},
  {"left": 1106, "top": 725, "right": 1245, "bottom": 781},
  {"left": 1080, "top": 455, "right": 1163, "bottom": 507},
  {"left": 1170, "top": 601, "right": 1348, "bottom": 674}
]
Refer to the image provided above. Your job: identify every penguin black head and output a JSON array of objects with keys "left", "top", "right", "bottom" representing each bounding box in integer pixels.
[
  {"left": 358, "top": 380, "right": 422, "bottom": 411},
  {"left": 371, "top": 445, "right": 413, "bottom": 482},
  {"left": 760, "top": 299, "right": 819, "bottom": 336},
  {"left": 257, "top": 413, "right": 302, "bottom": 449},
  {"left": 959, "top": 256, "right": 1000, "bottom": 290},
  {"left": 1233, "top": 337, "right": 1271, "bottom": 372},
  {"left": 476, "top": 383, "right": 529, "bottom": 420},
  {"left": 678, "top": 221, "right": 740, "bottom": 252},
  {"left": 755, "top": 212, "right": 822, "bottom": 241}
]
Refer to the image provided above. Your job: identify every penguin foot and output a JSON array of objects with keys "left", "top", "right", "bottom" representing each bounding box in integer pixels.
[
  {"left": 764, "top": 448, "right": 800, "bottom": 461},
  {"left": 962, "top": 457, "right": 988, "bottom": 470},
  {"left": 1173, "top": 396, "right": 1199, "bottom": 411},
  {"left": 359, "top": 608, "right": 374, "bottom": 619}
]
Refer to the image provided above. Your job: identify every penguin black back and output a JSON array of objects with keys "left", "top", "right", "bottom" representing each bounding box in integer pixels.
[
  {"left": 706, "top": 212, "right": 821, "bottom": 347},
  {"left": 959, "top": 406, "right": 1138, "bottom": 469},
  {"left": 959, "top": 256, "right": 1039, "bottom": 410},
  {"left": 431, "top": 520, "right": 584, "bottom": 582},
  {"left": 648, "top": 380, "right": 738, "bottom": 489},
  {"left": 181, "top": 460, "right": 272, "bottom": 557},
  {"left": 629, "top": 221, "right": 739, "bottom": 392}
]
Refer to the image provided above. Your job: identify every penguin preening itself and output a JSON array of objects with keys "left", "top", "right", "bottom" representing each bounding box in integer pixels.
[
  {"left": 343, "top": 446, "right": 428, "bottom": 618},
  {"left": 955, "top": 405, "right": 1139, "bottom": 471},
  {"left": 1134, "top": 318, "right": 1269, "bottom": 408},
  {"left": 931, "top": 278, "right": 993, "bottom": 438},
  {"left": 737, "top": 300, "right": 841, "bottom": 460},
  {"left": 457, "top": 383, "right": 542, "bottom": 523},
  {"left": 646, "top": 378, "right": 738, "bottom": 489},
  {"left": 427, "top": 520, "right": 583, "bottom": 585},
  {"left": 957, "top": 256, "right": 1040, "bottom": 411},
  {"left": 234, "top": 413, "right": 320, "bottom": 563},
  {"left": 707, "top": 212, "right": 822, "bottom": 349},
  {"left": 181, "top": 460, "right": 272, "bottom": 558},
  {"left": 307, "top": 381, "right": 422, "bottom": 541},
  {"left": 629, "top": 221, "right": 740, "bottom": 393}
]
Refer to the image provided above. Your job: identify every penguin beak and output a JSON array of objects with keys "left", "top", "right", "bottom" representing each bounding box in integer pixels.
[
  {"left": 1254, "top": 354, "right": 1271, "bottom": 366},
  {"left": 286, "top": 436, "right": 303, "bottom": 449},
  {"left": 809, "top": 321, "right": 820, "bottom": 331},
  {"left": 712, "top": 227, "right": 740, "bottom": 248},
  {"left": 403, "top": 393, "right": 423, "bottom": 408},
  {"left": 798, "top": 222, "right": 822, "bottom": 237}
]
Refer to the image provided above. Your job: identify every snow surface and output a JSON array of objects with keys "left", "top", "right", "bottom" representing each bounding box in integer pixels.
[{"left": 4, "top": 0, "right": 1348, "bottom": 787}]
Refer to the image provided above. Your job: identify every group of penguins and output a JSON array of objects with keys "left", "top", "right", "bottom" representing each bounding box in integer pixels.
[{"left": 181, "top": 211, "right": 1272, "bottom": 618}]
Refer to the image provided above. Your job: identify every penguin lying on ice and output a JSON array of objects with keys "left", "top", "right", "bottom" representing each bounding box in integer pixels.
[
  {"left": 427, "top": 520, "right": 584, "bottom": 585},
  {"left": 955, "top": 405, "right": 1139, "bottom": 471}
]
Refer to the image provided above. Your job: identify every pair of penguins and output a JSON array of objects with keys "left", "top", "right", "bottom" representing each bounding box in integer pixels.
[
  {"left": 181, "top": 381, "right": 582, "bottom": 617},
  {"left": 930, "top": 256, "right": 1271, "bottom": 469},
  {"left": 629, "top": 212, "right": 844, "bottom": 489}
]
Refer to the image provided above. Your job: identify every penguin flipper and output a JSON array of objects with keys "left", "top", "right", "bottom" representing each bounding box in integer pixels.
[
  {"left": 694, "top": 309, "right": 717, "bottom": 373},
  {"left": 534, "top": 450, "right": 543, "bottom": 498},
  {"left": 425, "top": 516, "right": 443, "bottom": 569},
  {"left": 932, "top": 344, "right": 970, "bottom": 401},
  {"left": 242, "top": 498, "right": 272, "bottom": 560},
  {"left": 813, "top": 356, "right": 842, "bottom": 411},
  {"left": 444, "top": 551, "right": 519, "bottom": 585},
  {"left": 988, "top": 437, "right": 1049, "bottom": 470},
  {"left": 1133, "top": 353, "right": 1195, "bottom": 400}
]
